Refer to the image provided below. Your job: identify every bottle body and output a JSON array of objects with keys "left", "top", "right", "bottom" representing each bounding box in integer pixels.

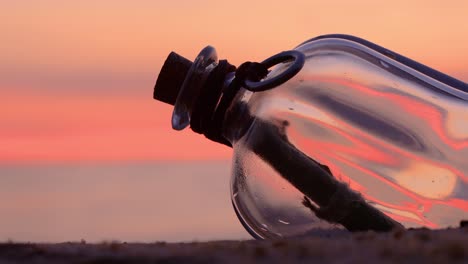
[{"left": 228, "top": 36, "right": 468, "bottom": 238}]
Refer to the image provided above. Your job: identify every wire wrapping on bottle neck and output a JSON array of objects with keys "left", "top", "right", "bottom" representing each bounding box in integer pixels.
[{"left": 189, "top": 50, "right": 305, "bottom": 147}]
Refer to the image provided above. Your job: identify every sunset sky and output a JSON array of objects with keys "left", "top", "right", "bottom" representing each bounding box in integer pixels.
[{"left": 1, "top": 0, "right": 468, "bottom": 164}]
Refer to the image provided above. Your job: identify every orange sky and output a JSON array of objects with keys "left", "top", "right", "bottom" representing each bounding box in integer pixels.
[{"left": 1, "top": 0, "right": 467, "bottom": 164}]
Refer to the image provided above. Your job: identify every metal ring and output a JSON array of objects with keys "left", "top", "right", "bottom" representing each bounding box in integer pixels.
[{"left": 244, "top": 50, "right": 305, "bottom": 92}]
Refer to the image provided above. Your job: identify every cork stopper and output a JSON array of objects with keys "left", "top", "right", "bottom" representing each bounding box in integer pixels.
[{"left": 154, "top": 52, "right": 193, "bottom": 105}]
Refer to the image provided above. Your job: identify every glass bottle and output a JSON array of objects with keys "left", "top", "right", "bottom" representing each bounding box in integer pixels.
[{"left": 153, "top": 34, "right": 468, "bottom": 239}]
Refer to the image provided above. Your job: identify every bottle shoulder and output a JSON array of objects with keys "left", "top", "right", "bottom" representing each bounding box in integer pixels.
[{"left": 295, "top": 34, "right": 468, "bottom": 96}]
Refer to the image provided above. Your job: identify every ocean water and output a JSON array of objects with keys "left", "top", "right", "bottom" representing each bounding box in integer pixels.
[{"left": 0, "top": 161, "right": 250, "bottom": 242}]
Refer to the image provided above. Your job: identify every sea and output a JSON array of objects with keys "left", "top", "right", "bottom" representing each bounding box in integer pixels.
[{"left": 0, "top": 160, "right": 250, "bottom": 243}]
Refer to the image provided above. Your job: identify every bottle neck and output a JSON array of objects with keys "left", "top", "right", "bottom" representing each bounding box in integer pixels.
[
  {"left": 154, "top": 47, "right": 306, "bottom": 147},
  {"left": 187, "top": 61, "right": 239, "bottom": 147},
  {"left": 220, "top": 88, "right": 254, "bottom": 145},
  {"left": 189, "top": 62, "right": 256, "bottom": 147}
]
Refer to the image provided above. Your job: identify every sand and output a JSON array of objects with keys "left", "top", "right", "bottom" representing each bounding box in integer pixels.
[{"left": 1, "top": 227, "right": 467, "bottom": 263}]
